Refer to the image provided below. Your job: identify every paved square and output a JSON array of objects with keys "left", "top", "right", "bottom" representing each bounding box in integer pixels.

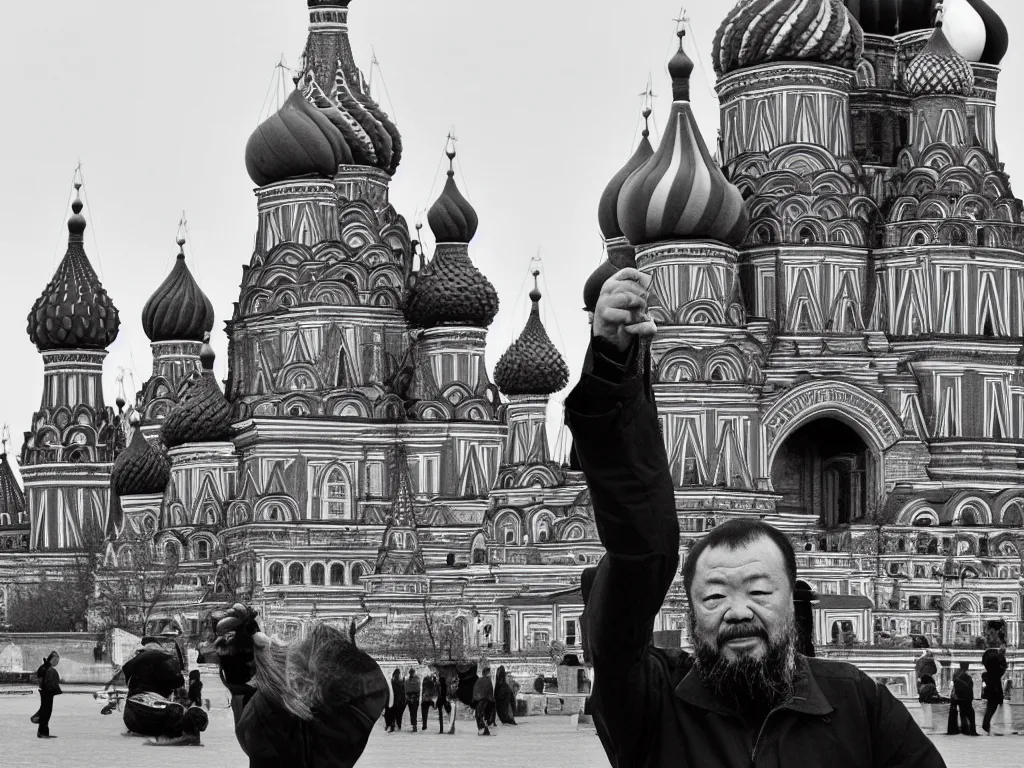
[{"left": 0, "top": 686, "right": 1018, "bottom": 767}]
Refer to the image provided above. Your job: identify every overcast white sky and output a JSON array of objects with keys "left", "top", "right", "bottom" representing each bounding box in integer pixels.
[{"left": 1, "top": 1, "right": 1022, "bottom": 480}]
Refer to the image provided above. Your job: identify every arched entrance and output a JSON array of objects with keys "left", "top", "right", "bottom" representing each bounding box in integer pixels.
[{"left": 771, "top": 418, "right": 872, "bottom": 525}]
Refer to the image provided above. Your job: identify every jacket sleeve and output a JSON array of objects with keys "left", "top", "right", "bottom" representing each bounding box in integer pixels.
[
  {"left": 565, "top": 337, "right": 679, "bottom": 766},
  {"left": 871, "top": 682, "right": 947, "bottom": 767}
]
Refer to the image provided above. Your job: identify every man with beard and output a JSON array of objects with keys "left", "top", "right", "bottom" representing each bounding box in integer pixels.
[{"left": 567, "top": 268, "right": 945, "bottom": 767}]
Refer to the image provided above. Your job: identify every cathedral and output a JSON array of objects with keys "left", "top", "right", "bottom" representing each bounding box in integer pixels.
[{"left": 2, "top": 0, "right": 1024, "bottom": 684}]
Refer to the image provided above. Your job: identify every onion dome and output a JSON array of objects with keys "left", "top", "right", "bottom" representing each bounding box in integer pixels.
[
  {"left": 494, "top": 271, "right": 570, "bottom": 396},
  {"left": 844, "top": 0, "right": 1007, "bottom": 65},
  {"left": 244, "top": 85, "right": 347, "bottom": 187},
  {"left": 903, "top": 22, "right": 974, "bottom": 97},
  {"left": 583, "top": 260, "right": 619, "bottom": 313},
  {"left": 598, "top": 111, "right": 655, "bottom": 241},
  {"left": 161, "top": 344, "right": 233, "bottom": 447},
  {"left": 428, "top": 150, "right": 479, "bottom": 244},
  {"left": 403, "top": 245, "right": 499, "bottom": 328},
  {"left": 27, "top": 185, "right": 120, "bottom": 351},
  {"left": 111, "top": 415, "right": 170, "bottom": 497},
  {"left": 142, "top": 237, "right": 214, "bottom": 343},
  {"left": 713, "top": 0, "right": 864, "bottom": 77},
  {"left": 617, "top": 33, "right": 749, "bottom": 248}
]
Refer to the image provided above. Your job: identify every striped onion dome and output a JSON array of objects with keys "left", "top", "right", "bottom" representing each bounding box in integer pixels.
[
  {"left": 617, "top": 33, "right": 749, "bottom": 248},
  {"left": 28, "top": 185, "right": 120, "bottom": 351},
  {"left": 111, "top": 416, "right": 171, "bottom": 497},
  {"left": 903, "top": 23, "right": 975, "bottom": 98},
  {"left": 161, "top": 344, "right": 232, "bottom": 447},
  {"left": 598, "top": 115, "right": 655, "bottom": 240},
  {"left": 494, "top": 272, "right": 570, "bottom": 396},
  {"left": 713, "top": 0, "right": 864, "bottom": 77},
  {"left": 142, "top": 238, "right": 214, "bottom": 343}
]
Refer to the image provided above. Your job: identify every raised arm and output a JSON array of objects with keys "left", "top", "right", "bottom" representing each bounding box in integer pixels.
[{"left": 565, "top": 268, "right": 679, "bottom": 766}]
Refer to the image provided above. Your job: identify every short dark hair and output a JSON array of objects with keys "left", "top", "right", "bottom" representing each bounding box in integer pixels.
[{"left": 682, "top": 519, "right": 797, "bottom": 600}]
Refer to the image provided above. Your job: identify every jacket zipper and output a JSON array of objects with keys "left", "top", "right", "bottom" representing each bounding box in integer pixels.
[{"left": 749, "top": 708, "right": 781, "bottom": 768}]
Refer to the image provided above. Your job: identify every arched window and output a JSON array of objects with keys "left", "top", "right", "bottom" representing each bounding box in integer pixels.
[
  {"left": 1003, "top": 505, "right": 1024, "bottom": 528},
  {"left": 960, "top": 507, "right": 979, "bottom": 526},
  {"left": 196, "top": 540, "right": 209, "bottom": 561},
  {"left": 204, "top": 505, "right": 218, "bottom": 526},
  {"left": 269, "top": 562, "right": 284, "bottom": 585},
  {"left": 164, "top": 543, "right": 179, "bottom": 563},
  {"left": 330, "top": 564, "right": 345, "bottom": 586},
  {"left": 799, "top": 227, "right": 815, "bottom": 244},
  {"left": 472, "top": 535, "right": 487, "bottom": 564},
  {"left": 350, "top": 563, "right": 364, "bottom": 585},
  {"left": 310, "top": 563, "right": 325, "bottom": 586},
  {"left": 289, "top": 563, "right": 305, "bottom": 585},
  {"left": 322, "top": 467, "right": 352, "bottom": 521},
  {"left": 913, "top": 232, "right": 927, "bottom": 246}
]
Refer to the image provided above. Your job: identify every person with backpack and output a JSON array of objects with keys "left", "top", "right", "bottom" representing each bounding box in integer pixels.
[
  {"left": 36, "top": 651, "right": 62, "bottom": 739},
  {"left": 948, "top": 662, "right": 978, "bottom": 735},
  {"left": 404, "top": 668, "right": 421, "bottom": 732}
]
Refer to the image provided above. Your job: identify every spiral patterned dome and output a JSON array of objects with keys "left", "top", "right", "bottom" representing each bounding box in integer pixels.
[
  {"left": 28, "top": 187, "right": 120, "bottom": 351},
  {"left": 428, "top": 154, "right": 479, "bottom": 244},
  {"left": 598, "top": 119, "right": 655, "bottom": 240},
  {"left": 903, "top": 24, "right": 974, "bottom": 97},
  {"left": 713, "top": 0, "right": 864, "bottom": 77},
  {"left": 844, "top": 0, "right": 1007, "bottom": 65},
  {"left": 161, "top": 344, "right": 233, "bottom": 447},
  {"left": 402, "top": 244, "right": 499, "bottom": 329},
  {"left": 142, "top": 239, "right": 214, "bottom": 343},
  {"left": 494, "top": 272, "right": 570, "bottom": 396},
  {"left": 583, "top": 259, "right": 619, "bottom": 313},
  {"left": 617, "top": 37, "right": 749, "bottom": 248},
  {"left": 111, "top": 421, "right": 171, "bottom": 497},
  {"left": 245, "top": 86, "right": 348, "bottom": 187}
]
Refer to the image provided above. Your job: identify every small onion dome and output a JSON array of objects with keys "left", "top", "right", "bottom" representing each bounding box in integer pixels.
[
  {"left": 27, "top": 186, "right": 120, "bottom": 351},
  {"left": 598, "top": 116, "right": 655, "bottom": 240},
  {"left": 111, "top": 418, "right": 170, "bottom": 497},
  {"left": 712, "top": 0, "right": 863, "bottom": 77},
  {"left": 427, "top": 151, "right": 479, "bottom": 244},
  {"left": 583, "top": 259, "right": 619, "bottom": 313},
  {"left": 244, "top": 87, "right": 347, "bottom": 187},
  {"left": 142, "top": 238, "right": 214, "bottom": 342},
  {"left": 617, "top": 34, "right": 748, "bottom": 248},
  {"left": 494, "top": 271, "right": 570, "bottom": 397},
  {"left": 845, "top": 0, "right": 1007, "bottom": 65},
  {"left": 161, "top": 344, "right": 232, "bottom": 447},
  {"left": 403, "top": 244, "right": 499, "bottom": 328},
  {"left": 903, "top": 24, "right": 974, "bottom": 98}
]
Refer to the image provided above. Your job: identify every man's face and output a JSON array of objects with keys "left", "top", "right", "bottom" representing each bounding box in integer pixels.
[{"left": 689, "top": 536, "right": 797, "bottom": 712}]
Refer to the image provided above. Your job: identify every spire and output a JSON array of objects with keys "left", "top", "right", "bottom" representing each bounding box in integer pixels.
[
  {"left": 0, "top": 427, "right": 26, "bottom": 526},
  {"left": 669, "top": 27, "right": 694, "bottom": 102},
  {"left": 374, "top": 442, "right": 425, "bottom": 575}
]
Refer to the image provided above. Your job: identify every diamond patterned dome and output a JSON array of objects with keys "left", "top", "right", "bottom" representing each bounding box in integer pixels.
[
  {"left": 161, "top": 345, "right": 233, "bottom": 447},
  {"left": 903, "top": 25, "right": 975, "bottom": 97},
  {"left": 494, "top": 272, "right": 569, "bottom": 397},
  {"left": 111, "top": 422, "right": 171, "bottom": 497}
]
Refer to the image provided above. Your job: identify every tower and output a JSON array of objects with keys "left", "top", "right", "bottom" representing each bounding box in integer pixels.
[{"left": 21, "top": 185, "right": 121, "bottom": 550}]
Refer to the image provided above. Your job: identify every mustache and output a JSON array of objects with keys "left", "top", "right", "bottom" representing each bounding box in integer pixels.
[{"left": 717, "top": 624, "right": 769, "bottom": 647}]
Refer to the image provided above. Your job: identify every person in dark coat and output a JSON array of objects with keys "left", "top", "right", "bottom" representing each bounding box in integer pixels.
[
  {"left": 420, "top": 674, "right": 437, "bottom": 731},
  {"left": 36, "top": 651, "right": 61, "bottom": 738},
  {"left": 494, "top": 666, "right": 517, "bottom": 725},
  {"left": 472, "top": 667, "right": 494, "bottom": 736},
  {"left": 981, "top": 649, "right": 1007, "bottom": 735},
  {"left": 436, "top": 672, "right": 455, "bottom": 734},
  {"left": 404, "top": 668, "right": 421, "bottom": 732},
  {"left": 948, "top": 662, "right": 978, "bottom": 736},
  {"left": 566, "top": 268, "right": 945, "bottom": 768},
  {"left": 187, "top": 669, "right": 204, "bottom": 708},
  {"left": 388, "top": 670, "right": 405, "bottom": 732}
]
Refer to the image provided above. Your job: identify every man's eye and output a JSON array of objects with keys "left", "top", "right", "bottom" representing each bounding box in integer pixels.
[
  {"left": 703, "top": 594, "right": 725, "bottom": 602},
  {"left": 750, "top": 591, "right": 771, "bottom": 597}
]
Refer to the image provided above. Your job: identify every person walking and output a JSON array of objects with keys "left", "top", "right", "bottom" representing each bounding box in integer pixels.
[
  {"left": 437, "top": 672, "right": 455, "bottom": 734},
  {"left": 917, "top": 674, "right": 945, "bottom": 732},
  {"left": 981, "top": 648, "right": 1008, "bottom": 735},
  {"left": 951, "top": 662, "right": 978, "bottom": 735},
  {"left": 472, "top": 667, "right": 494, "bottom": 736},
  {"left": 405, "top": 667, "right": 421, "bottom": 732},
  {"left": 387, "top": 669, "right": 405, "bottom": 732},
  {"left": 187, "top": 669, "right": 204, "bottom": 709},
  {"left": 37, "top": 651, "right": 62, "bottom": 739},
  {"left": 495, "top": 666, "right": 517, "bottom": 725},
  {"left": 420, "top": 673, "right": 437, "bottom": 731}
]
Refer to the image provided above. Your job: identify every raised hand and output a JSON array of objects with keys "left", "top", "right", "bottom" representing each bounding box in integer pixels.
[{"left": 592, "top": 268, "right": 656, "bottom": 351}]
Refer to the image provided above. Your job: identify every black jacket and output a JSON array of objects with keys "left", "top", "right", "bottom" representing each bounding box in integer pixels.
[
  {"left": 121, "top": 649, "right": 185, "bottom": 698},
  {"left": 565, "top": 337, "right": 945, "bottom": 768}
]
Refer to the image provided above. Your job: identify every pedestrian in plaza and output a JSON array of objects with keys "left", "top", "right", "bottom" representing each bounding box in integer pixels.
[
  {"left": 472, "top": 666, "right": 494, "bottom": 736},
  {"left": 386, "top": 669, "right": 405, "bottom": 732},
  {"left": 437, "top": 672, "right": 455, "bottom": 734},
  {"left": 420, "top": 673, "right": 437, "bottom": 730},
  {"left": 187, "top": 669, "right": 204, "bottom": 709},
  {"left": 36, "top": 651, "right": 62, "bottom": 739},
  {"left": 30, "top": 654, "right": 53, "bottom": 725},
  {"left": 948, "top": 662, "right": 978, "bottom": 735},
  {"left": 405, "top": 667, "right": 421, "bottom": 732},
  {"left": 568, "top": 267, "right": 945, "bottom": 767},
  {"left": 981, "top": 648, "right": 1008, "bottom": 735},
  {"left": 494, "top": 666, "right": 517, "bottom": 725},
  {"left": 918, "top": 673, "right": 945, "bottom": 732}
]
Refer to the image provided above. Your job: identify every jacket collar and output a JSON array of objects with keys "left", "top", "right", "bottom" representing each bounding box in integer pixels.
[{"left": 675, "top": 654, "right": 834, "bottom": 718}]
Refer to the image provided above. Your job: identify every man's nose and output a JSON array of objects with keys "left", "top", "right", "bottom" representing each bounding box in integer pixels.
[{"left": 721, "top": 598, "right": 755, "bottom": 623}]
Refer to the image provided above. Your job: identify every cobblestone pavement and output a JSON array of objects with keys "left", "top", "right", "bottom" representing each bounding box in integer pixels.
[{"left": 0, "top": 691, "right": 1018, "bottom": 767}]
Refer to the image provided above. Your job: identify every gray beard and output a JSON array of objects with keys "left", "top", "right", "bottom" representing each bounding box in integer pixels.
[{"left": 689, "top": 609, "right": 798, "bottom": 719}]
